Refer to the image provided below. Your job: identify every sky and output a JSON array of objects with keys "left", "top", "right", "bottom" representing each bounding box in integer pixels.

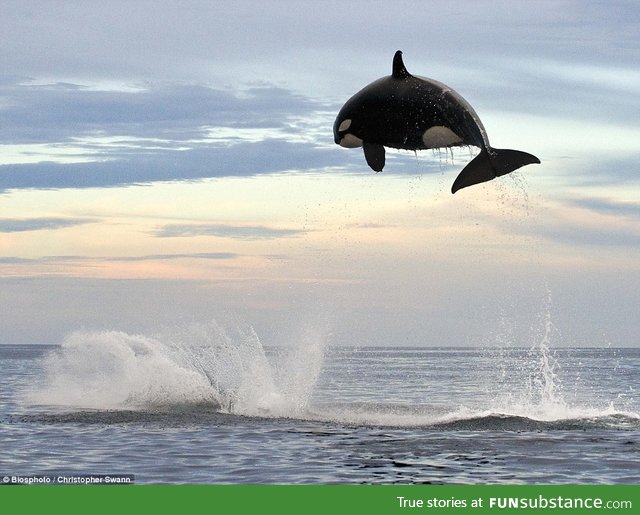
[{"left": 1, "top": 0, "right": 639, "bottom": 347}]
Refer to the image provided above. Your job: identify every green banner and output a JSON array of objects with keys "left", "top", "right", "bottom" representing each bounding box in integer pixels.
[{"left": 1, "top": 485, "right": 638, "bottom": 515}]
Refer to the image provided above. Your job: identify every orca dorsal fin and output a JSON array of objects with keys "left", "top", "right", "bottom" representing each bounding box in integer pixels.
[{"left": 392, "top": 50, "right": 411, "bottom": 79}]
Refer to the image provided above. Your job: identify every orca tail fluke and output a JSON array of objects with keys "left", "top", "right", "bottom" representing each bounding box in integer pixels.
[
  {"left": 488, "top": 147, "right": 540, "bottom": 176},
  {"left": 451, "top": 147, "right": 540, "bottom": 194}
]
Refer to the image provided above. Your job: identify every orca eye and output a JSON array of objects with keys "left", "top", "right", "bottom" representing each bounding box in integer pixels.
[{"left": 338, "top": 119, "right": 352, "bottom": 132}]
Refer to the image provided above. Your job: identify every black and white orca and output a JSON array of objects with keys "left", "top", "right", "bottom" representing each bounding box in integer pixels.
[{"left": 334, "top": 51, "right": 540, "bottom": 193}]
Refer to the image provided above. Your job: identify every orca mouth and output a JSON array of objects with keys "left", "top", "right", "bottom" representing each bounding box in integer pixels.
[{"left": 338, "top": 133, "right": 364, "bottom": 149}]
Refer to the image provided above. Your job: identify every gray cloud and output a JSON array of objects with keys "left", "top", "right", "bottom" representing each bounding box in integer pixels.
[
  {"left": 0, "top": 141, "right": 354, "bottom": 191},
  {"left": 155, "top": 223, "right": 305, "bottom": 240},
  {"left": 547, "top": 153, "right": 640, "bottom": 188},
  {"left": 540, "top": 195, "right": 640, "bottom": 248},
  {"left": 568, "top": 197, "right": 640, "bottom": 220},
  {"left": 0, "top": 217, "right": 97, "bottom": 232},
  {"left": 537, "top": 223, "right": 640, "bottom": 248},
  {"left": 0, "top": 257, "right": 34, "bottom": 264},
  {"left": 498, "top": 194, "right": 640, "bottom": 249},
  {"left": 0, "top": 253, "right": 240, "bottom": 265},
  {"left": 112, "top": 252, "right": 240, "bottom": 261},
  {"left": 0, "top": 81, "right": 320, "bottom": 144}
]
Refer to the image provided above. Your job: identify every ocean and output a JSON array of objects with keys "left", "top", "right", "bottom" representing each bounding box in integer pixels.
[{"left": 0, "top": 319, "right": 638, "bottom": 484}]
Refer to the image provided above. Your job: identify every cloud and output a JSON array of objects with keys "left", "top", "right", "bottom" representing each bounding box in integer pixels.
[
  {"left": 538, "top": 222, "right": 640, "bottom": 248},
  {"left": 0, "top": 81, "right": 321, "bottom": 144},
  {"left": 0, "top": 217, "right": 97, "bottom": 232},
  {"left": 588, "top": 155, "right": 640, "bottom": 185},
  {"left": 112, "top": 252, "right": 240, "bottom": 261},
  {"left": 468, "top": 58, "right": 640, "bottom": 129},
  {"left": 0, "top": 140, "right": 356, "bottom": 191},
  {"left": 544, "top": 196, "right": 640, "bottom": 247},
  {"left": 155, "top": 223, "right": 305, "bottom": 240},
  {"left": 568, "top": 197, "right": 640, "bottom": 220},
  {"left": 499, "top": 195, "right": 640, "bottom": 249},
  {"left": 0, "top": 253, "right": 241, "bottom": 265},
  {"left": 0, "top": 257, "right": 34, "bottom": 264}
]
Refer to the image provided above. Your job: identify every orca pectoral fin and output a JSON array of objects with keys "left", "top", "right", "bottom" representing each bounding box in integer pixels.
[
  {"left": 363, "top": 142, "right": 385, "bottom": 172},
  {"left": 451, "top": 150, "right": 495, "bottom": 194}
]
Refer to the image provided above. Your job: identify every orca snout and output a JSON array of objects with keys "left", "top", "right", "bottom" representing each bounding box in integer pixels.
[{"left": 334, "top": 118, "right": 363, "bottom": 148}]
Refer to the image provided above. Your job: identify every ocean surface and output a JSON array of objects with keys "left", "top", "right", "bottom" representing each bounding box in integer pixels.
[{"left": 1, "top": 320, "right": 638, "bottom": 484}]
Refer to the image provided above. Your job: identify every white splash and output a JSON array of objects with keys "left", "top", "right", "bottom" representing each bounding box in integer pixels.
[
  {"left": 482, "top": 287, "right": 634, "bottom": 422},
  {"left": 26, "top": 330, "right": 216, "bottom": 409},
  {"left": 26, "top": 318, "right": 329, "bottom": 418}
]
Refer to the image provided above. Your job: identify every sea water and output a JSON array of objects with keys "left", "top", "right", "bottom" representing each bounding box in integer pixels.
[{"left": 0, "top": 317, "right": 638, "bottom": 484}]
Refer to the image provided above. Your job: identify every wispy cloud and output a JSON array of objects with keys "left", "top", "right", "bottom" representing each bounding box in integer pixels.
[
  {"left": 0, "top": 217, "right": 97, "bottom": 232},
  {"left": 0, "top": 252, "right": 241, "bottom": 265},
  {"left": 538, "top": 223, "right": 640, "bottom": 248},
  {"left": 568, "top": 197, "right": 640, "bottom": 220},
  {"left": 112, "top": 252, "right": 240, "bottom": 261},
  {"left": 0, "top": 81, "right": 318, "bottom": 145},
  {"left": 0, "top": 257, "right": 34, "bottom": 264},
  {"left": 501, "top": 196, "right": 640, "bottom": 249},
  {"left": 154, "top": 223, "right": 305, "bottom": 240},
  {"left": 0, "top": 140, "right": 353, "bottom": 191}
]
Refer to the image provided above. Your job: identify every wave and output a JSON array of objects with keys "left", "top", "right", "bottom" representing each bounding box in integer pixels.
[
  {"left": 301, "top": 401, "right": 640, "bottom": 430},
  {"left": 12, "top": 404, "right": 639, "bottom": 432}
]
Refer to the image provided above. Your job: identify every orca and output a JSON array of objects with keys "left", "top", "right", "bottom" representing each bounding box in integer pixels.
[{"left": 334, "top": 51, "right": 540, "bottom": 193}]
